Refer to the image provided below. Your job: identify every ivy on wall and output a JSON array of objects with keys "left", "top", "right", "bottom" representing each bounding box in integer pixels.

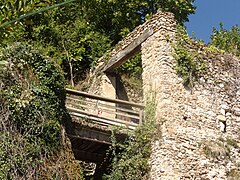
[
  {"left": 173, "top": 25, "right": 207, "bottom": 87},
  {"left": 104, "top": 95, "right": 156, "bottom": 180},
  {"left": 210, "top": 23, "right": 240, "bottom": 57},
  {"left": 0, "top": 43, "right": 73, "bottom": 179}
]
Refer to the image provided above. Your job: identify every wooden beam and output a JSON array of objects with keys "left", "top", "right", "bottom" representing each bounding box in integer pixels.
[
  {"left": 66, "top": 96, "right": 141, "bottom": 114},
  {"left": 68, "top": 129, "right": 112, "bottom": 145},
  {"left": 72, "top": 149, "right": 106, "bottom": 162},
  {"left": 66, "top": 88, "right": 144, "bottom": 109},
  {"left": 67, "top": 102, "right": 140, "bottom": 120},
  {"left": 103, "top": 29, "right": 153, "bottom": 72},
  {"left": 67, "top": 107, "right": 138, "bottom": 128},
  {"left": 69, "top": 135, "right": 112, "bottom": 145},
  {"left": 68, "top": 121, "right": 127, "bottom": 144}
]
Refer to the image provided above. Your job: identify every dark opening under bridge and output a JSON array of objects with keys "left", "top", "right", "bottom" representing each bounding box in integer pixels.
[{"left": 65, "top": 88, "right": 144, "bottom": 163}]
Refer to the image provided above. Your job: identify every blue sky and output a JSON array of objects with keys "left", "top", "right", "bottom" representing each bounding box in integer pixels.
[{"left": 185, "top": 0, "right": 240, "bottom": 43}]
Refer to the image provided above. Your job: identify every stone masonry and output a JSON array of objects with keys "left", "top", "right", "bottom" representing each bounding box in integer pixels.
[
  {"left": 89, "top": 10, "right": 240, "bottom": 179},
  {"left": 141, "top": 12, "right": 240, "bottom": 180}
]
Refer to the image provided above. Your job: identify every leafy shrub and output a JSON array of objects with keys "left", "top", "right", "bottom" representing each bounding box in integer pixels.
[
  {"left": 118, "top": 52, "right": 142, "bottom": 78},
  {"left": 104, "top": 95, "right": 156, "bottom": 180},
  {"left": 0, "top": 43, "right": 67, "bottom": 178},
  {"left": 210, "top": 23, "right": 240, "bottom": 57},
  {"left": 156, "top": 0, "right": 196, "bottom": 23},
  {"left": 173, "top": 26, "right": 207, "bottom": 87}
]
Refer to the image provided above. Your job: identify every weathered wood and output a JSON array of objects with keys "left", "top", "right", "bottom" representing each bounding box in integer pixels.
[
  {"left": 66, "top": 88, "right": 144, "bottom": 130},
  {"left": 67, "top": 106, "right": 138, "bottom": 126},
  {"left": 67, "top": 96, "right": 141, "bottom": 114},
  {"left": 67, "top": 102, "right": 140, "bottom": 120},
  {"left": 72, "top": 148, "right": 106, "bottom": 162},
  {"left": 68, "top": 134, "right": 112, "bottom": 145},
  {"left": 65, "top": 89, "right": 144, "bottom": 163},
  {"left": 66, "top": 88, "right": 144, "bottom": 108},
  {"left": 66, "top": 97, "right": 96, "bottom": 106},
  {"left": 102, "top": 29, "right": 153, "bottom": 72},
  {"left": 139, "top": 110, "right": 144, "bottom": 125},
  {"left": 68, "top": 123, "right": 113, "bottom": 144},
  {"left": 70, "top": 112, "right": 137, "bottom": 130},
  {"left": 70, "top": 112, "right": 128, "bottom": 128},
  {"left": 66, "top": 98, "right": 136, "bottom": 114},
  {"left": 67, "top": 107, "right": 138, "bottom": 129}
]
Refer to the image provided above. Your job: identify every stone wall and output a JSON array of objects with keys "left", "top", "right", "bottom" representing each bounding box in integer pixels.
[
  {"left": 87, "top": 11, "right": 176, "bottom": 101},
  {"left": 141, "top": 12, "right": 240, "bottom": 180},
  {"left": 88, "top": 9, "right": 240, "bottom": 179},
  {"left": 86, "top": 72, "right": 117, "bottom": 119},
  {"left": 96, "top": 10, "right": 176, "bottom": 68}
]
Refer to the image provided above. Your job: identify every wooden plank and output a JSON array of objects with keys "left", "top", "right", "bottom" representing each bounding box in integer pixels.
[
  {"left": 69, "top": 124, "right": 113, "bottom": 144},
  {"left": 67, "top": 106, "right": 139, "bottom": 126},
  {"left": 66, "top": 88, "right": 144, "bottom": 109},
  {"left": 70, "top": 112, "right": 121, "bottom": 128},
  {"left": 68, "top": 110, "right": 138, "bottom": 128},
  {"left": 102, "top": 29, "right": 153, "bottom": 72},
  {"left": 67, "top": 102, "right": 140, "bottom": 120},
  {"left": 67, "top": 107, "right": 138, "bottom": 130},
  {"left": 98, "top": 101, "right": 140, "bottom": 114},
  {"left": 67, "top": 96, "right": 141, "bottom": 114},
  {"left": 69, "top": 112, "right": 137, "bottom": 130},
  {"left": 72, "top": 149, "right": 105, "bottom": 162},
  {"left": 139, "top": 110, "right": 144, "bottom": 125},
  {"left": 66, "top": 97, "right": 96, "bottom": 106},
  {"left": 68, "top": 134, "right": 112, "bottom": 145}
]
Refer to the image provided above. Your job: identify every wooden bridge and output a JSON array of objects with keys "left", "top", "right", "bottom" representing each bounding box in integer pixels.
[
  {"left": 65, "top": 88, "right": 144, "bottom": 163},
  {"left": 64, "top": 18, "right": 149, "bottom": 166}
]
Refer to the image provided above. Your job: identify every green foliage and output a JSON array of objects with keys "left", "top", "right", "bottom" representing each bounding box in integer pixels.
[
  {"left": 5, "top": 42, "right": 65, "bottom": 147},
  {"left": 0, "top": 132, "right": 43, "bottom": 179},
  {"left": 1, "top": 0, "right": 195, "bottom": 86},
  {"left": 174, "top": 46, "right": 199, "bottom": 86},
  {"left": 227, "top": 168, "right": 240, "bottom": 179},
  {"left": 1, "top": 2, "right": 111, "bottom": 84},
  {"left": 173, "top": 25, "right": 207, "bottom": 87},
  {"left": 0, "top": 43, "right": 67, "bottom": 178},
  {"left": 203, "top": 141, "right": 230, "bottom": 160},
  {"left": 156, "top": 0, "right": 196, "bottom": 23},
  {"left": 203, "top": 44, "right": 225, "bottom": 54},
  {"left": 118, "top": 53, "right": 142, "bottom": 78},
  {"left": 210, "top": 22, "right": 240, "bottom": 57},
  {"left": 30, "top": 12, "right": 111, "bottom": 84},
  {"left": 104, "top": 96, "right": 156, "bottom": 180},
  {"left": 0, "top": 0, "right": 54, "bottom": 43},
  {"left": 82, "top": 0, "right": 195, "bottom": 42},
  {"left": 0, "top": 0, "right": 49, "bottom": 22}
]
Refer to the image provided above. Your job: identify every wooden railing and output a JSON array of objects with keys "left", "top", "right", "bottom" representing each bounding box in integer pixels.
[{"left": 65, "top": 88, "right": 144, "bottom": 130}]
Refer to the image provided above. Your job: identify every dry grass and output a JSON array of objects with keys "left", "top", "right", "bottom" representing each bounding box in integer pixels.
[{"left": 203, "top": 141, "right": 230, "bottom": 160}]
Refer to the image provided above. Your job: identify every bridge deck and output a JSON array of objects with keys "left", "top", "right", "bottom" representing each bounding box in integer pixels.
[
  {"left": 66, "top": 88, "right": 144, "bottom": 130},
  {"left": 65, "top": 88, "right": 144, "bottom": 162}
]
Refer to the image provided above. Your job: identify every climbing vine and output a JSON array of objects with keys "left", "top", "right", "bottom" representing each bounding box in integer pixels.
[
  {"left": 173, "top": 25, "right": 207, "bottom": 87},
  {"left": 104, "top": 94, "right": 156, "bottom": 180},
  {"left": 0, "top": 43, "right": 78, "bottom": 179},
  {"left": 118, "top": 52, "right": 143, "bottom": 78},
  {"left": 210, "top": 23, "right": 240, "bottom": 57}
]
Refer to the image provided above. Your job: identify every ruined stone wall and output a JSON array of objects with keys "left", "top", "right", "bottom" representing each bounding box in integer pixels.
[
  {"left": 141, "top": 12, "right": 240, "bottom": 180},
  {"left": 88, "top": 11, "right": 175, "bottom": 101},
  {"left": 91, "top": 10, "right": 176, "bottom": 71},
  {"left": 88, "top": 10, "right": 240, "bottom": 179},
  {"left": 108, "top": 11, "right": 175, "bottom": 61}
]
